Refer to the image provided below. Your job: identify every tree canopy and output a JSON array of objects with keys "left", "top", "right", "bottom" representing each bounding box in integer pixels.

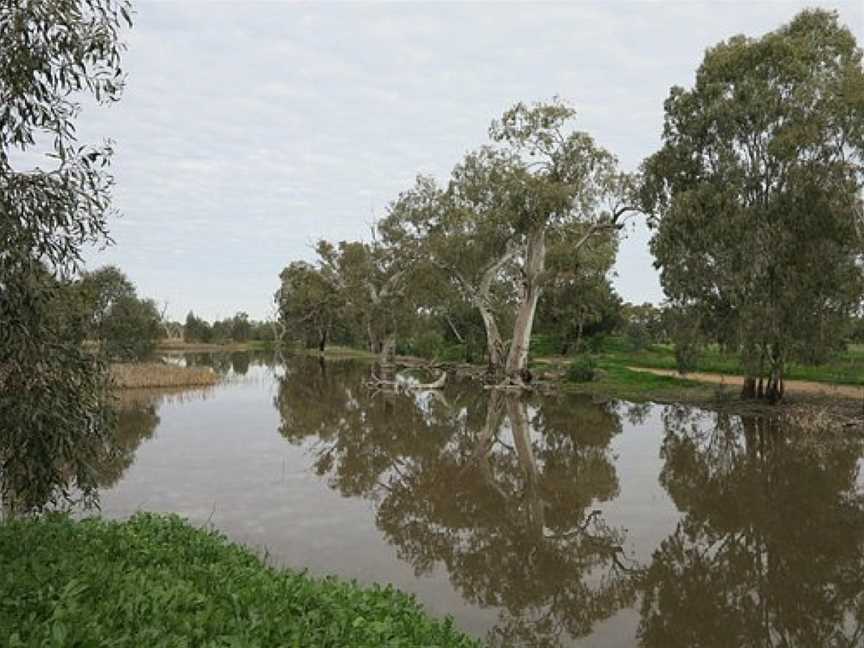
[
  {"left": 642, "top": 9, "right": 864, "bottom": 401},
  {"left": 0, "top": 0, "right": 132, "bottom": 512}
]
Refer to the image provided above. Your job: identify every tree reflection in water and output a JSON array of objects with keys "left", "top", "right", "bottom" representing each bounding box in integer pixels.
[
  {"left": 639, "top": 405, "right": 864, "bottom": 648},
  {"left": 276, "top": 359, "right": 638, "bottom": 646},
  {"left": 2, "top": 390, "right": 172, "bottom": 514}
]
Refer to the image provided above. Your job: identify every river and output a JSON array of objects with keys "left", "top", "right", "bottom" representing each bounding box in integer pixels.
[{"left": 92, "top": 351, "right": 864, "bottom": 647}]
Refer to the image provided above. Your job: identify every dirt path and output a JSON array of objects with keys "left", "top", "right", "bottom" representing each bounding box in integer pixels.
[{"left": 627, "top": 366, "right": 864, "bottom": 400}]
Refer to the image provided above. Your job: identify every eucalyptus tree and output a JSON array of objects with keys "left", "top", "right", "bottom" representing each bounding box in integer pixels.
[
  {"left": 536, "top": 225, "right": 621, "bottom": 354},
  {"left": 386, "top": 101, "right": 636, "bottom": 384},
  {"left": 488, "top": 101, "right": 637, "bottom": 383},
  {"left": 642, "top": 9, "right": 864, "bottom": 401},
  {"left": 276, "top": 260, "right": 341, "bottom": 352},
  {"left": 316, "top": 233, "right": 413, "bottom": 366},
  {"left": 76, "top": 265, "right": 135, "bottom": 333},
  {"left": 98, "top": 293, "right": 161, "bottom": 360},
  {"left": 378, "top": 169, "right": 517, "bottom": 373},
  {"left": 0, "top": 0, "right": 132, "bottom": 512}
]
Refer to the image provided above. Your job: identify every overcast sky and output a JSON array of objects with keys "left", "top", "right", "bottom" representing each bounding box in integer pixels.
[{"left": 68, "top": 0, "right": 864, "bottom": 321}]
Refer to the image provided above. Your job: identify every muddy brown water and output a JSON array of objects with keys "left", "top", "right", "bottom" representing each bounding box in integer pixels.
[{"left": 87, "top": 353, "right": 864, "bottom": 646}]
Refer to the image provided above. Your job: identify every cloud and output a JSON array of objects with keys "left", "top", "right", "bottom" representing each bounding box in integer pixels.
[{"left": 67, "top": 0, "right": 864, "bottom": 319}]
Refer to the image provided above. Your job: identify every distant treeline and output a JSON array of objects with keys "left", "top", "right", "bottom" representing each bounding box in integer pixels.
[{"left": 179, "top": 311, "right": 274, "bottom": 344}]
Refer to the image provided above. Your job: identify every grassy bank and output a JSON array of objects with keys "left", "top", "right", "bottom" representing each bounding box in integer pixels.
[
  {"left": 0, "top": 514, "right": 478, "bottom": 647},
  {"left": 110, "top": 363, "right": 219, "bottom": 389},
  {"left": 302, "top": 345, "right": 377, "bottom": 359},
  {"left": 590, "top": 337, "right": 864, "bottom": 386},
  {"left": 528, "top": 336, "right": 864, "bottom": 412},
  {"left": 533, "top": 357, "right": 723, "bottom": 403},
  {"left": 156, "top": 339, "right": 274, "bottom": 352}
]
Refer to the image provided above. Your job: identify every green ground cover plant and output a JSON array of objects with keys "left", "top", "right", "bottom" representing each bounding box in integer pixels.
[{"left": 0, "top": 513, "right": 479, "bottom": 648}]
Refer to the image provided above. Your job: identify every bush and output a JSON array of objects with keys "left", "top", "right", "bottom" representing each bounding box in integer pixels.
[
  {"left": 566, "top": 355, "right": 596, "bottom": 382},
  {"left": 100, "top": 295, "right": 162, "bottom": 361},
  {"left": 529, "top": 334, "right": 561, "bottom": 357},
  {"left": 0, "top": 513, "right": 480, "bottom": 647}
]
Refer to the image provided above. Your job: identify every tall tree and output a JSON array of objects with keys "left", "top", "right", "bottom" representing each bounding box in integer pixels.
[
  {"left": 0, "top": 0, "right": 132, "bottom": 512},
  {"left": 76, "top": 265, "right": 136, "bottom": 333},
  {"left": 379, "top": 170, "right": 517, "bottom": 373},
  {"left": 642, "top": 9, "right": 864, "bottom": 401},
  {"left": 537, "top": 226, "right": 621, "bottom": 354},
  {"left": 387, "top": 101, "right": 636, "bottom": 385},
  {"left": 316, "top": 236, "right": 411, "bottom": 366},
  {"left": 489, "top": 100, "right": 636, "bottom": 383},
  {"left": 276, "top": 261, "right": 341, "bottom": 353},
  {"left": 99, "top": 294, "right": 161, "bottom": 361}
]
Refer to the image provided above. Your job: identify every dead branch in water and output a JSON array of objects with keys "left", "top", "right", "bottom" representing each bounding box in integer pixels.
[{"left": 366, "top": 368, "right": 447, "bottom": 391}]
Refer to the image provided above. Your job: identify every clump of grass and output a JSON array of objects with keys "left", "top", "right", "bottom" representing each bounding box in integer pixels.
[
  {"left": 0, "top": 513, "right": 480, "bottom": 647},
  {"left": 110, "top": 363, "right": 219, "bottom": 389},
  {"left": 565, "top": 355, "right": 596, "bottom": 383}
]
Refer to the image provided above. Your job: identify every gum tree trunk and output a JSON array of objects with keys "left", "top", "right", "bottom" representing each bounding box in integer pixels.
[
  {"left": 469, "top": 243, "right": 520, "bottom": 378},
  {"left": 505, "top": 226, "right": 546, "bottom": 383},
  {"left": 476, "top": 298, "right": 506, "bottom": 375}
]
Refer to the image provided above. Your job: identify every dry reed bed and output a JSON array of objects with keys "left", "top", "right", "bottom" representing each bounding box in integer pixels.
[{"left": 110, "top": 363, "right": 220, "bottom": 389}]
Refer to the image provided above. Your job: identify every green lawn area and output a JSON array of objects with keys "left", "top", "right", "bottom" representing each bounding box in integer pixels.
[
  {"left": 536, "top": 357, "right": 723, "bottom": 403},
  {"left": 0, "top": 513, "right": 478, "bottom": 648},
  {"left": 560, "top": 336, "right": 864, "bottom": 387}
]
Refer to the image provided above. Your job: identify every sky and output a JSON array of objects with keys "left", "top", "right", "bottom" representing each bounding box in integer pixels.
[{"left": 60, "top": 0, "right": 864, "bottom": 321}]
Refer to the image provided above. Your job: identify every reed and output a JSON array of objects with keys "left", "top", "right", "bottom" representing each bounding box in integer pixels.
[{"left": 110, "top": 363, "right": 219, "bottom": 389}]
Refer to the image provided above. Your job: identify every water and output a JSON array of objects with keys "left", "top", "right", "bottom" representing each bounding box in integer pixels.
[{"left": 83, "top": 353, "right": 864, "bottom": 645}]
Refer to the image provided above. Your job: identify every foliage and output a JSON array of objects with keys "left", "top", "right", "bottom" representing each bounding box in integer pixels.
[
  {"left": 313, "top": 237, "right": 414, "bottom": 362},
  {"left": 642, "top": 9, "right": 864, "bottom": 401},
  {"left": 617, "top": 302, "right": 666, "bottom": 351},
  {"left": 368, "top": 99, "right": 637, "bottom": 380},
  {"left": 565, "top": 355, "right": 596, "bottom": 383},
  {"left": 0, "top": 513, "right": 479, "bottom": 647},
  {"left": 181, "top": 310, "right": 272, "bottom": 345},
  {"left": 536, "top": 227, "right": 621, "bottom": 355},
  {"left": 0, "top": 0, "right": 132, "bottom": 513},
  {"left": 98, "top": 294, "right": 161, "bottom": 360},
  {"left": 276, "top": 261, "right": 342, "bottom": 351},
  {"left": 184, "top": 310, "right": 213, "bottom": 343}
]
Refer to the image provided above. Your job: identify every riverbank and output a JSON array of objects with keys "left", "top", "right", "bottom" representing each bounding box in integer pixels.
[
  {"left": 532, "top": 350, "right": 864, "bottom": 419},
  {"left": 156, "top": 339, "right": 273, "bottom": 352},
  {"left": 110, "top": 363, "right": 219, "bottom": 389},
  {"left": 590, "top": 337, "right": 864, "bottom": 386},
  {"left": 0, "top": 514, "right": 478, "bottom": 647}
]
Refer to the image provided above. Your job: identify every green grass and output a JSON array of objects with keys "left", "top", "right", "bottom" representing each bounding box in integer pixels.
[
  {"left": 559, "top": 360, "right": 722, "bottom": 403},
  {"left": 540, "top": 336, "right": 864, "bottom": 387},
  {"left": 311, "top": 345, "right": 377, "bottom": 359},
  {"left": 0, "top": 513, "right": 479, "bottom": 648}
]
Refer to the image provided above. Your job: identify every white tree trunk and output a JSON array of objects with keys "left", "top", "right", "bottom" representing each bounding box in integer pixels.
[
  {"left": 505, "top": 226, "right": 546, "bottom": 380},
  {"left": 472, "top": 242, "right": 520, "bottom": 375},
  {"left": 475, "top": 297, "right": 506, "bottom": 372}
]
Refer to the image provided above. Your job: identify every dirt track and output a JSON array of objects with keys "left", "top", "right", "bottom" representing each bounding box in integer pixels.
[{"left": 627, "top": 366, "right": 864, "bottom": 400}]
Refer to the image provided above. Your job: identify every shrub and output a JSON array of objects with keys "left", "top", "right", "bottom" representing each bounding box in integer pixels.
[
  {"left": 100, "top": 295, "right": 162, "bottom": 361},
  {"left": 566, "top": 355, "right": 596, "bottom": 382},
  {"left": 0, "top": 513, "right": 480, "bottom": 648}
]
